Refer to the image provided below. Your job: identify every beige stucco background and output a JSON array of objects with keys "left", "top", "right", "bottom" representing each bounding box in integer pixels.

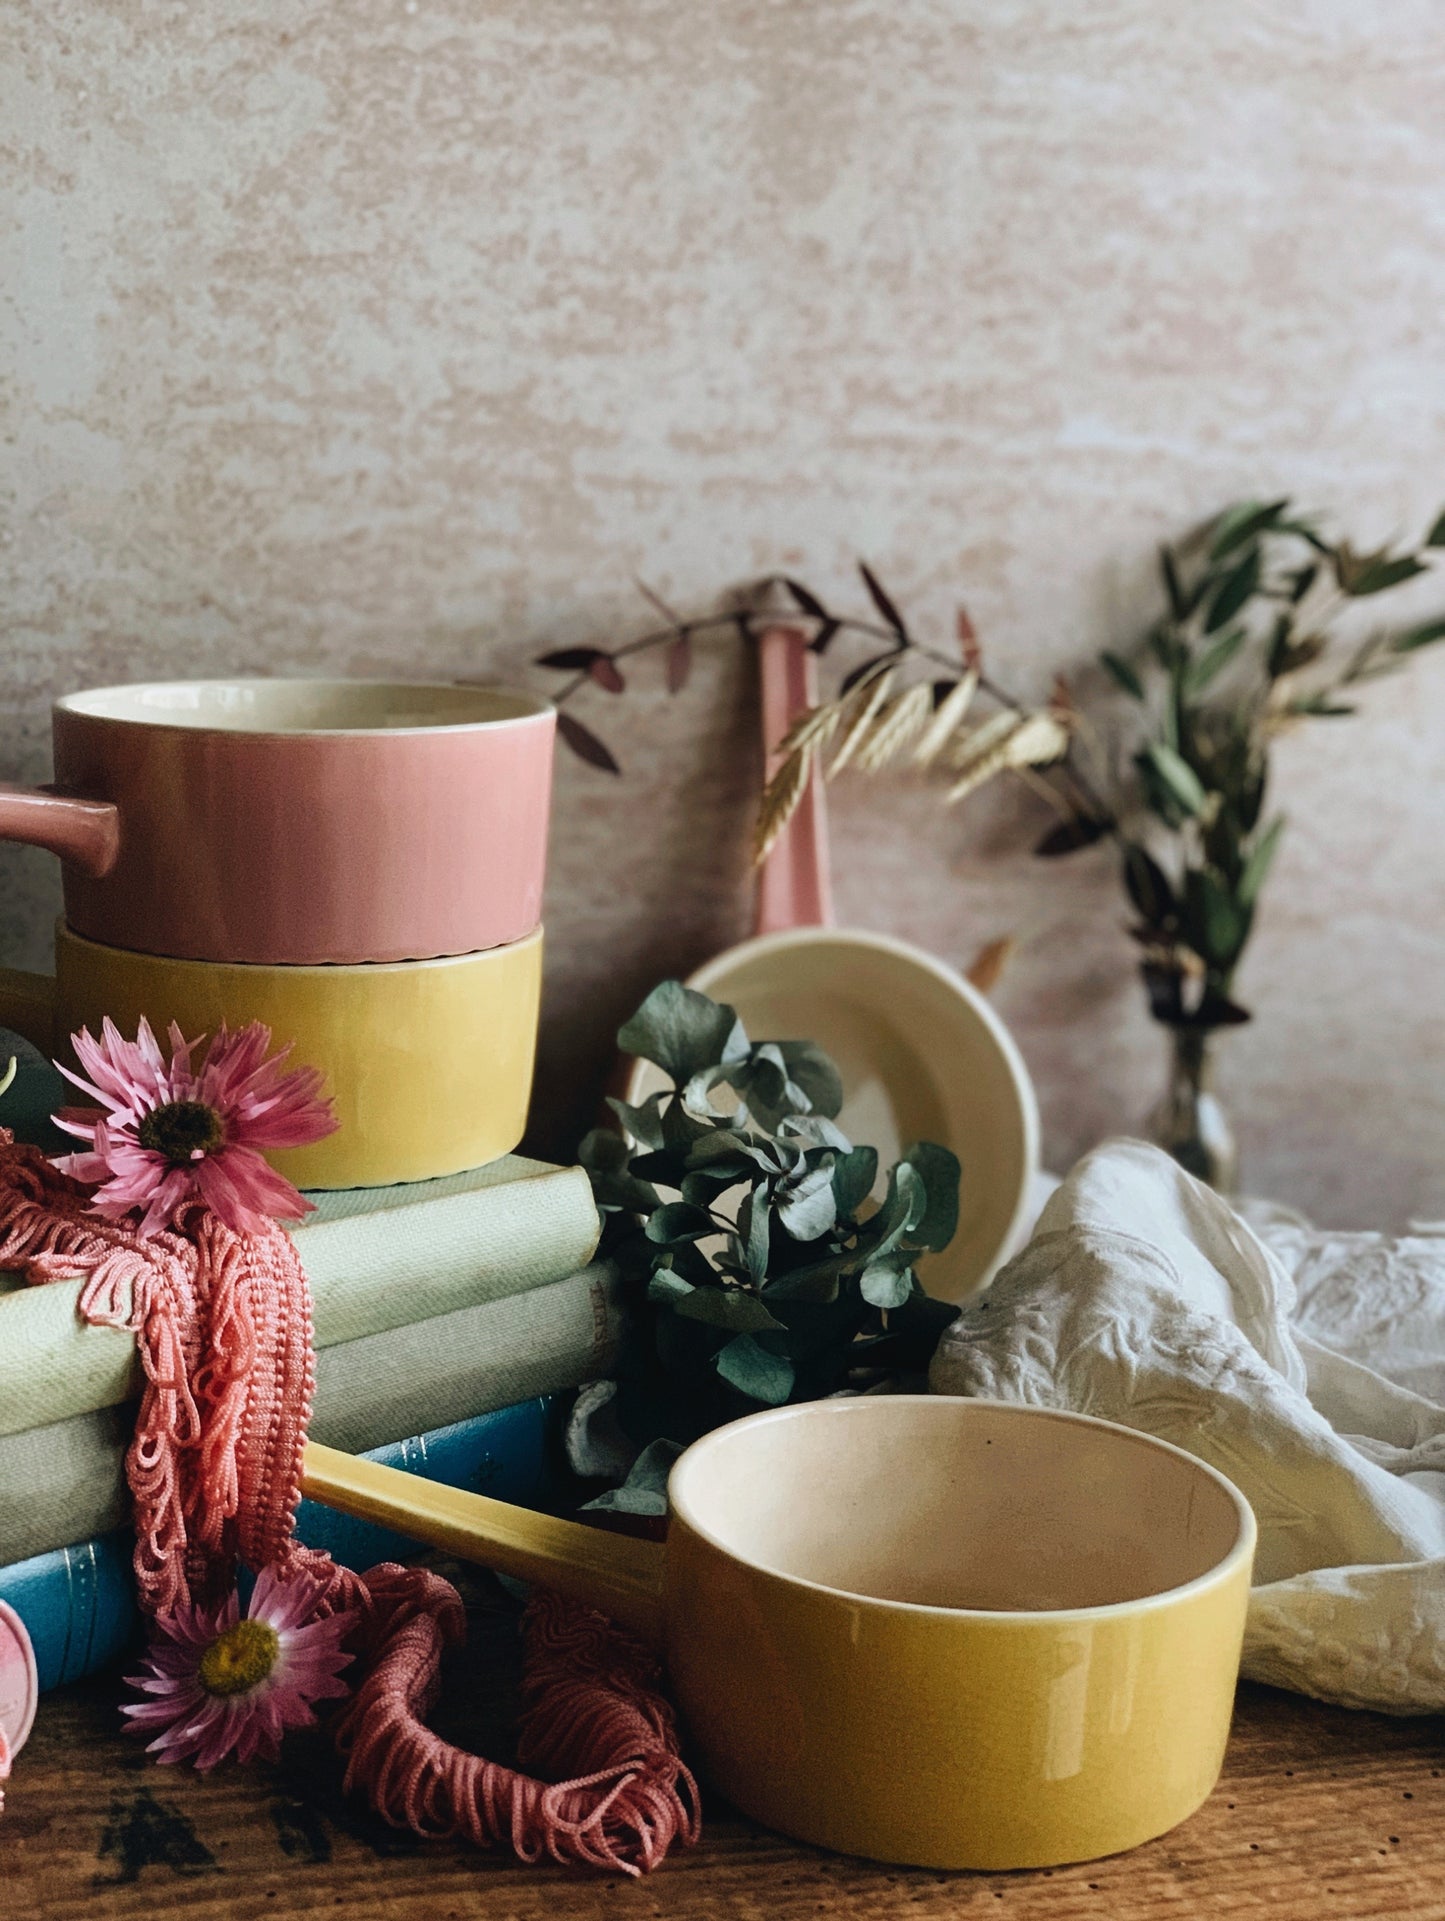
[{"left": 3, "top": 3, "right": 1442, "bottom": 1227}]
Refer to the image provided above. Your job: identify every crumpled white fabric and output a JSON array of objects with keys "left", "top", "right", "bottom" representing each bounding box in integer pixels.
[{"left": 930, "top": 1139, "right": 1445, "bottom": 1714}]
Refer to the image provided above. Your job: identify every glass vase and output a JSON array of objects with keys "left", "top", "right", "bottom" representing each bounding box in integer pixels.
[{"left": 1149, "top": 1025, "right": 1238, "bottom": 1194}]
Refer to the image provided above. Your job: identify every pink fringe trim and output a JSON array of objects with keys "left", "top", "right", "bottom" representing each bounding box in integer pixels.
[{"left": 0, "top": 1136, "right": 698, "bottom": 1873}]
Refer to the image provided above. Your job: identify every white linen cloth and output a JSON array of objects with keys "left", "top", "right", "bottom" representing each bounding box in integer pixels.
[{"left": 931, "top": 1139, "right": 1445, "bottom": 1713}]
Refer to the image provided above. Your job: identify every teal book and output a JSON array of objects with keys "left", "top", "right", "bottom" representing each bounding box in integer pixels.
[{"left": 0, "top": 1395, "right": 562, "bottom": 1695}]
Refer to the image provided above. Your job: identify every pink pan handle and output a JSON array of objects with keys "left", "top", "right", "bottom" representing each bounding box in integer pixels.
[
  {"left": 0, "top": 785, "right": 119, "bottom": 878},
  {"left": 755, "top": 625, "right": 835, "bottom": 936}
]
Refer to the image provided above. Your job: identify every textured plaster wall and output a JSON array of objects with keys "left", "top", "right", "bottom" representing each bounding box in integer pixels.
[{"left": 3, "top": 2, "right": 1443, "bottom": 1226}]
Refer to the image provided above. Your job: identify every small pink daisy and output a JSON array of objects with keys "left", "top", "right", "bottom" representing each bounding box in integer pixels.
[
  {"left": 122, "top": 1566, "right": 354, "bottom": 1771},
  {"left": 52, "top": 1016, "right": 337, "bottom": 1237}
]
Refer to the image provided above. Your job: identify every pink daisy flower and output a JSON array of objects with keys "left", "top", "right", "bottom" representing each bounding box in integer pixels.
[
  {"left": 122, "top": 1566, "right": 354, "bottom": 1771},
  {"left": 52, "top": 1016, "right": 337, "bottom": 1237}
]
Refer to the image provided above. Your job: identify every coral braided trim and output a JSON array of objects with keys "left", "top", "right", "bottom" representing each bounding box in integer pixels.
[
  {"left": 316, "top": 1563, "right": 701, "bottom": 1876},
  {"left": 0, "top": 1136, "right": 699, "bottom": 1873}
]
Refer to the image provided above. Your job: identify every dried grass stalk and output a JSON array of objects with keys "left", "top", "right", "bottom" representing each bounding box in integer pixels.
[
  {"left": 946, "top": 711, "right": 1069, "bottom": 804},
  {"left": 911, "top": 671, "right": 979, "bottom": 767},
  {"left": 854, "top": 682, "right": 934, "bottom": 773},
  {"left": 965, "top": 935, "right": 1017, "bottom": 994},
  {"left": 828, "top": 669, "right": 897, "bottom": 776},
  {"left": 775, "top": 701, "right": 843, "bottom": 761},
  {"left": 754, "top": 743, "right": 816, "bottom": 865}
]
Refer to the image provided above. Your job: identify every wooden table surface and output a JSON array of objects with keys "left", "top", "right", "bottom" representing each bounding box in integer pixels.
[{"left": 5, "top": 1570, "right": 1444, "bottom": 1921}]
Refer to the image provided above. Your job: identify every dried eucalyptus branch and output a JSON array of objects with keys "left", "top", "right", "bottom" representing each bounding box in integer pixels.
[{"left": 532, "top": 564, "right": 1079, "bottom": 860}]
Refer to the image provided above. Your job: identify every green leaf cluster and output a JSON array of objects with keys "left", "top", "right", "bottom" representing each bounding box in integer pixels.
[
  {"left": 1099, "top": 498, "right": 1445, "bottom": 1025},
  {"left": 580, "top": 981, "right": 962, "bottom": 1444}
]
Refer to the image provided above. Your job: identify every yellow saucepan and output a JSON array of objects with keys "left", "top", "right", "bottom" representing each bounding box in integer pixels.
[
  {"left": 0, "top": 920, "right": 543, "bottom": 1189},
  {"left": 302, "top": 1395, "right": 1256, "bottom": 1870}
]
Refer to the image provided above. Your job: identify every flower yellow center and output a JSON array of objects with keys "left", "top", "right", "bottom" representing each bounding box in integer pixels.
[
  {"left": 137, "top": 1100, "right": 225, "bottom": 1166},
  {"left": 197, "top": 1619, "right": 280, "bottom": 1697}
]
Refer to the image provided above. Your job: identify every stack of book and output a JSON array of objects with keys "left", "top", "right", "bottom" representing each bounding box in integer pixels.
[{"left": 0, "top": 1136, "right": 619, "bottom": 1694}]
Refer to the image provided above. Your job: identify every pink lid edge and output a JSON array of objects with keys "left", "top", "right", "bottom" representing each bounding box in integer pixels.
[{"left": 0, "top": 1600, "right": 39, "bottom": 1772}]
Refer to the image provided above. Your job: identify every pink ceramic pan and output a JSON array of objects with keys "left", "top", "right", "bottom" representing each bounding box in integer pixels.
[
  {"left": 627, "top": 627, "right": 1039, "bottom": 1303},
  {"left": 0, "top": 680, "right": 554, "bottom": 966}
]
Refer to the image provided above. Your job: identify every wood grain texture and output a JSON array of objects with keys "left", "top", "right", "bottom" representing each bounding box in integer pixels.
[
  {"left": 3, "top": 3, "right": 1444, "bottom": 1226},
  {"left": 3, "top": 1571, "right": 1445, "bottom": 1920}
]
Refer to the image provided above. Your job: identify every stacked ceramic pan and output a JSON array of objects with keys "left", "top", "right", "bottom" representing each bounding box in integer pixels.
[{"left": 0, "top": 681, "right": 555, "bottom": 1188}]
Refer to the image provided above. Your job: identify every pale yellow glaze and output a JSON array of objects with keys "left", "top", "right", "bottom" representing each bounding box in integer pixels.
[
  {"left": 302, "top": 1396, "right": 1255, "bottom": 1869},
  {"left": 0, "top": 921, "right": 543, "bottom": 1188}
]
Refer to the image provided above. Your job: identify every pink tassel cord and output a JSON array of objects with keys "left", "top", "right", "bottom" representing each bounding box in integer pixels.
[{"left": 0, "top": 1135, "right": 698, "bottom": 1873}]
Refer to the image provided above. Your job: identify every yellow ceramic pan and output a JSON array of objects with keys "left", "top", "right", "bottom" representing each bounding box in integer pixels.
[
  {"left": 303, "top": 1395, "right": 1256, "bottom": 1870},
  {"left": 625, "top": 627, "right": 1039, "bottom": 1305},
  {"left": 0, "top": 921, "right": 543, "bottom": 1188}
]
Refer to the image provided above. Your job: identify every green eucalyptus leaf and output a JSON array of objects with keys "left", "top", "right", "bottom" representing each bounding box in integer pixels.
[
  {"left": 714, "top": 1334, "right": 795, "bottom": 1405},
  {"left": 1123, "top": 843, "right": 1177, "bottom": 926},
  {"left": 1158, "top": 544, "right": 1208, "bottom": 621},
  {"left": 645, "top": 1201, "right": 717, "bottom": 1245},
  {"left": 1101, "top": 651, "right": 1145, "bottom": 699},
  {"left": 900, "top": 1141, "right": 961, "bottom": 1252},
  {"left": 579, "top": 1125, "right": 628, "bottom": 1174},
  {"left": 1238, "top": 816, "right": 1286, "bottom": 908},
  {"left": 772, "top": 1040, "right": 845, "bottom": 1119},
  {"left": 673, "top": 1285, "right": 784, "bottom": 1333},
  {"left": 1184, "top": 625, "right": 1245, "bottom": 695},
  {"left": 679, "top": 1064, "right": 735, "bottom": 1123},
  {"left": 1277, "top": 517, "right": 1330, "bottom": 554},
  {"left": 578, "top": 1127, "right": 664, "bottom": 1214},
  {"left": 721, "top": 1048, "right": 799, "bottom": 1128},
  {"left": 1426, "top": 509, "right": 1445, "bottom": 549},
  {"left": 776, "top": 1163, "right": 838, "bottom": 1242},
  {"left": 1204, "top": 546, "right": 1261, "bottom": 632},
  {"left": 680, "top": 1165, "right": 747, "bottom": 1205},
  {"left": 1182, "top": 868, "right": 1252, "bottom": 971},
  {"left": 581, "top": 1439, "right": 682, "bottom": 1517},
  {"left": 658, "top": 1241, "right": 720, "bottom": 1289},
  {"left": 627, "top": 1148, "right": 685, "bottom": 1185},
  {"left": 1392, "top": 616, "right": 1445, "bottom": 653},
  {"left": 779, "top": 1112, "right": 853, "bottom": 1153},
  {"left": 759, "top": 1258, "right": 845, "bottom": 1304},
  {"left": 619, "top": 979, "right": 748, "bottom": 1082},
  {"left": 1209, "top": 498, "right": 1288, "bottom": 560},
  {"left": 1344, "top": 553, "right": 1427, "bottom": 597},
  {"left": 1290, "top": 696, "right": 1357, "bottom": 718},
  {"left": 648, "top": 1268, "right": 696, "bottom": 1306},
  {"left": 661, "top": 1095, "right": 715, "bottom": 1152},
  {"left": 605, "top": 1092, "right": 668, "bottom": 1150},
  {"left": 738, "top": 1185, "right": 772, "bottom": 1283},
  {"left": 831, "top": 1144, "right": 879, "bottom": 1218},
  {"left": 860, "top": 1259, "right": 914, "bottom": 1309},
  {"left": 1287, "top": 562, "right": 1319, "bottom": 604},
  {"left": 1143, "top": 741, "right": 1209, "bottom": 818},
  {"left": 864, "top": 1162, "right": 928, "bottom": 1267},
  {"left": 686, "top": 1129, "right": 773, "bottom": 1171}
]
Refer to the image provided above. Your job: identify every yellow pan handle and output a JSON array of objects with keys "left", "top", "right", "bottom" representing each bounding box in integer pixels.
[
  {"left": 301, "top": 1441, "right": 667, "bottom": 1643},
  {"left": 0, "top": 968, "right": 57, "bottom": 1052}
]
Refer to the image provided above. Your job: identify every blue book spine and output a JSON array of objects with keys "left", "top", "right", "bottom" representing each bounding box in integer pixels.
[{"left": 0, "top": 1395, "right": 560, "bottom": 1694}]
